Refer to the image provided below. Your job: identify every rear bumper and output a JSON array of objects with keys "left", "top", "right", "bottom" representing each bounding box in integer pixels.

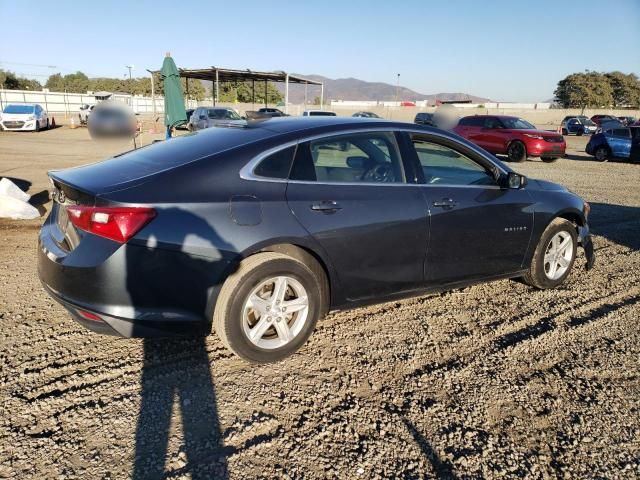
[{"left": 37, "top": 215, "right": 226, "bottom": 338}]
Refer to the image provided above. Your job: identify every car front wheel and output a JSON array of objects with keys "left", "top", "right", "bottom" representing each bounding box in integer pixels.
[
  {"left": 523, "top": 218, "right": 577, "bottom": 289},
  {"left": 213, "top": 252, "right": 325, "bottom": 363},
  {"left": 507, "top": 141, "right": 527, "bottom": 162}
]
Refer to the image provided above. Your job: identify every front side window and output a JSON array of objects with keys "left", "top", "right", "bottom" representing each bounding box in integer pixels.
[
  {"left": 411, "top": 136, "right": 497, "bottom": 186},
  {"left": 290, "top": 132, "right": 404, "bottom": 183}
]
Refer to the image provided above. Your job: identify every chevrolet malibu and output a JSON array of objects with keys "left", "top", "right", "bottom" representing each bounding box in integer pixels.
[
  {"left": 454, "top": 115, "right": 566, "bottom": 162},
  {"left": 38, "top": 117, "right": 594, "bottom": 363}
]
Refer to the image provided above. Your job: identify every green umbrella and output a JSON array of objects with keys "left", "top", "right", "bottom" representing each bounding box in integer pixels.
[{"left": 160, "top": 54, "right": 187, "bottom": 136}]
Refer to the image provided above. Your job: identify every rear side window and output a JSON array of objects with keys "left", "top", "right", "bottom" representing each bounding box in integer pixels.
[
  {"left": 254, "top": 146, "right": 296, "bottom": 179},
  {"left": 290, "top": 132, "right": 404, "bottom": 184},
  {"left": 410, "top": 135, "right": 496, "bottom": 186},
  {"left": 612, "top": 128, "right": 631, "bottom": 138},
  {"left": 483, "top": 117, "right": 503, "bottom": 129},
  {"left": 459, "top": 116, "right": 484, "bottom": 127}
]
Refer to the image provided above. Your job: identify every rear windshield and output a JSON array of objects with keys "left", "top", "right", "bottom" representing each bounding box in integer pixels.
[
  {"left": 309, "top": 111, "right": 336, "bottom": 116},
  {"left": 208, "top": 109, "right": 242, "bottom": 120},
  {"left": 3, "top": 105, "right": 35, "bottom": 114}
]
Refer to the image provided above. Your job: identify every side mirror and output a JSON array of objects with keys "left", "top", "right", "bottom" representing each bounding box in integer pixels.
[{"left": 505, "top": 172, "right": 527, "bottom": 189}]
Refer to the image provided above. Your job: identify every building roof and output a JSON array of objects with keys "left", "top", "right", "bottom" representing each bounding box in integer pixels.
[{"left": 171, "top": 67, "right": 323, "bottom": 85}]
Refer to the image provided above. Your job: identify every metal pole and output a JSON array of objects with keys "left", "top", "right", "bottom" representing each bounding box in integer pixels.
[
  {"left": 264, "top": 80, "right": 267, "bottom": 107},
  {"left": 212, "top": 79, "right": 215, "bottom": 106},
  {"left": 284, "top": 73, "right": 289, "bottom": 114},
  {"left": 252, "top": 79, "right": 255, "bottom": 109},
  {"left": 215, "top": 69, "right": 219, "bottom": 106},
  {"left": 304, "top": 82, "right": 308, "bottom": 106},
  {"left": 147, "top": 69, "right": 156, "bottom": 119},
  {"left": 320, "top": 83, "right": 324, "bottom": 109},
  {"left": 395, "top": 73, "right": 400, "bottom": 105}
]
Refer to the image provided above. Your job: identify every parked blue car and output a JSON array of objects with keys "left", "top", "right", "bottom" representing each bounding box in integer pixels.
[
  {"left": 561, "top": 116, "right": 597, "bottom": 136},
  {"left": 586, "top": 126, "right": 640, "bottom": 162}
]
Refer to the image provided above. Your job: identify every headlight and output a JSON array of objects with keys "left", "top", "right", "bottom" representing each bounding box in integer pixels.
[
  {"left": 27, "top": 115, "right": 35, "bottom": 121},
  {"left": 523, "top": 133, "right": 543, "bottom": 140}
]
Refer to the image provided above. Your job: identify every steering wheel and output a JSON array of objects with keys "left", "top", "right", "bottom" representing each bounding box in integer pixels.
[{"left": 362, "top": 163, "right": 394, "bottom": 183}]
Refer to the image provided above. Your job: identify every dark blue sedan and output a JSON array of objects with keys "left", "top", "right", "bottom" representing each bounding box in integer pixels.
[
  {"left": 586, "top": 126, "right": 640, "bottom": 162},
  {"left": 38, "top": 117, "right": 595, "bottom": 362}
]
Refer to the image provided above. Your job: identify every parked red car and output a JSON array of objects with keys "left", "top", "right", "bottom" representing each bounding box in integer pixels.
[{"left": 453, "top": 115, "right": 566, "bottom": 162}]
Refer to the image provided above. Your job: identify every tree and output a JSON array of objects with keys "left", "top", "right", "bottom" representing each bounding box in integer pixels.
[
  {"left": 554, "top": 72, "right": 612, "bottom": 109},
  {"left": 0, "top": 69, "right": 42, "bottom": 90},
  {"left": 605, "top": 71, "right": 640, "bottom": 108}
]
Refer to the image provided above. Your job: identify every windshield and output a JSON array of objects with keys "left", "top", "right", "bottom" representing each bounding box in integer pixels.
[
  {"left": 208, "top": 109, "right": 242, "bottom": 120},
  {"left": 502, "top": 117, "right": 536, "bottom": 129},
  {"left": 3, "top": 105, "right": 35, "bottom": 114}
]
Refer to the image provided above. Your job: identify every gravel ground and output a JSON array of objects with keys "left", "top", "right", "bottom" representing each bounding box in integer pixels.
[{"left": 1, "top": 128, "right": 639, "bottom": 479}]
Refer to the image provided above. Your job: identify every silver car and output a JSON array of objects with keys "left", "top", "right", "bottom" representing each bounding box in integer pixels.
[{"left": 188, "top": 107, "right": 244, "bottom": 131}]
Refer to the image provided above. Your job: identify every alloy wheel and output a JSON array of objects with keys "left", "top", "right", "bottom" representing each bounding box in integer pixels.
[
  {"left": 242, "top": 276, "right": 309, "bottom": 349},
  {"left": 543, "top": 231, "right": 574, "bottom": 280}
]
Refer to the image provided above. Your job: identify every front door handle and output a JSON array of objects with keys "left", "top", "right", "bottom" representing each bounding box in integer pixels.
[
  {"left": 432, "top": 198, "right": 457, "bottom": 209},
  {"left": 310, "top": 200, "right": 342, "bottom": 213}
]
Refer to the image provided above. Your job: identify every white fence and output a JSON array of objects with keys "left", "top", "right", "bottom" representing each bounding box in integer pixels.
[{"left": 0, "top": 89, "right": 199, "bottom": 115}]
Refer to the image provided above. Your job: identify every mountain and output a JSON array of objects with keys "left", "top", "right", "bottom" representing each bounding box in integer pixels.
[{"left": 274, "top": 74, "right": 490, "bottom": 104}]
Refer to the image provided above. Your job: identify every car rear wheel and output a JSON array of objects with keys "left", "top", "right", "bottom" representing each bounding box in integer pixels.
[
  {"left": 523, "top": 218, "right": 577, "bottom": 289},
  {"left": 507, "top": 141, "right": 527, "bottom": 162},
  {"left": 594, "top": 146, "right": 609, "bottom": 162},
  {"left": 213, "top": 252, "right": 326, "bottom": 363}
]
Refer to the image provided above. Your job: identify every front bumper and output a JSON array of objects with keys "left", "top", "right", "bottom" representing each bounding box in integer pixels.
[
  {"left": 527, "top": 140, "right": 566, "bottom": 158},
  {"left": 0, "top": 120, "right": 37, "bottom": 131}
]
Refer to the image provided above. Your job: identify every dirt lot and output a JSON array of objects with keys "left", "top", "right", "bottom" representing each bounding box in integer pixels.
[{"left": 1, "top": 127, "right": 639, "bottom": 479}]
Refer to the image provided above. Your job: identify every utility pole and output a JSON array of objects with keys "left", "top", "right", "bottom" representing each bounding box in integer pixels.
[{"left": 126, "top": 65, "right": 134, "bottom": 106}]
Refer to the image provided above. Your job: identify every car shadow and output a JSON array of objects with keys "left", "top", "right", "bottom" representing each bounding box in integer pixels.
[
  {"left": 128, "top": 207, "right": 239, "bottom": 479},
  {"left": 589, "top": 202, "right": 640, "bottom": 251}
]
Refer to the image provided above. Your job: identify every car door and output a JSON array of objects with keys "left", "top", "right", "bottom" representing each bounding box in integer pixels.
[
  {"left": 609, "top": 128, "right": 632, "bottom": 158},
  {"left": 286, "top": 130, "right": 430, "bottom": 301},
  {"left": 459, "top": 116, "right": 485, "bottom": 147},
  {"left": 404, "top": 132, "right": 534, "bottom": 284},
  {"left": 481, "top": 116, "right": 508, "bottom": 153}
]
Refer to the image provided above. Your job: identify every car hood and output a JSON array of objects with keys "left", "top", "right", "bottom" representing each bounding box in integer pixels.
[
  {"left": 528, "top": 178, "right": 568, "bottom": 192},
  {"left": 511, "top": 129, "right": 562, "bottom": 137}
]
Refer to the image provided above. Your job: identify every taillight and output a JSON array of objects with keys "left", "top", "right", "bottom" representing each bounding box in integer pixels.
[{"left": 66, "top": 206, "right": 156, "bottom": 243}]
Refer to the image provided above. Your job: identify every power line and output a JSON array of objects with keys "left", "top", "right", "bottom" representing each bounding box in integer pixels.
[{"left": 0, "top": 60, "right": 57, "bottom": 69}]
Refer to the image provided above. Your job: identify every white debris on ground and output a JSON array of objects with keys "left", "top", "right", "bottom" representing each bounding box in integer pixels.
[{"left": 0, "top": 178, "right": 40, "bottom": 219}]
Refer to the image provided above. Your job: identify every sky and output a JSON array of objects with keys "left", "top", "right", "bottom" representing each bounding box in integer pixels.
[{"left": 1, "top": 0, "right": 639, "bottom": 102}]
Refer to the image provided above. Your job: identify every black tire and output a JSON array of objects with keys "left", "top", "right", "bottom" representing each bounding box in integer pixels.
[
  {"left": 507, "top": 141, "right": 527, "bottom": 162},
  {"left": 594, "top": 146, "right": 609, "bottom": 162},
  {"left": 34, "top": 120, "right": 40, "bottom": 132},
  {"left": 561, "top": 128, "right": 568, "bottom": 136},
  {"left": 542, "top": 157, "right": 559, "bottom": 163},
  {"left": 523, "top": 218, "right": 578, "bottom": 289},
  {"left": 576, "top": 130, "right": 583, "bottom": 136},
  {"left": 213, "top": 252, "right": 326, "bottom": 363},
  {"left": 45, "top": 118, "right": 50, "bottom": 130}
]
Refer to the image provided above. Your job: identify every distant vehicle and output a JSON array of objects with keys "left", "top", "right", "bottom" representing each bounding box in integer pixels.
[
  {"left": 560, "top": 116, "right": 597, "bottom": 136},
  {"left": 176, "top": 109, "right": 195, "bottom": 130},
  {"left": 0, "top": 104, "right": 49, "bottom": 132},
  {"left": 414, "top": 112, "right": 436, "bottom": 127},
  {"left": 453, "top": 115, "right": 566, "bottom": 162},
  {"left": 352, "top": 111, "right": 381, "bottom": 118},
  {"left": 586, "top": 126, "right": 640, "bottom": 162},
  {"left": 302, "top": 110, "right": 336, "bottom": 117},
  {"left": 617, "top": 116, "right": 637, "bottom": 126},
  {"left": 78, "top": 104, "right": 96, "bottom": 125},
  {"left": 258, "top": 108, "right": 288, "bottom": 117},
  {"left": 590, "top": 114, "right": 619, "bottom": 126},
  {"left": 188, "top": 107, "right": 244, "bottom": 131},
  {"left": 87, "top": 102, "right": 136, "bottom": 138}
]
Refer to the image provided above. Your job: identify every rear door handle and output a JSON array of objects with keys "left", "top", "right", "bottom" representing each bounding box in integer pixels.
[
  {"left": 432, "top": 198, "right": 457, "bottom": 209},
  {"left": 310, "top": 200, "right": 342, "bottom": 213}
]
